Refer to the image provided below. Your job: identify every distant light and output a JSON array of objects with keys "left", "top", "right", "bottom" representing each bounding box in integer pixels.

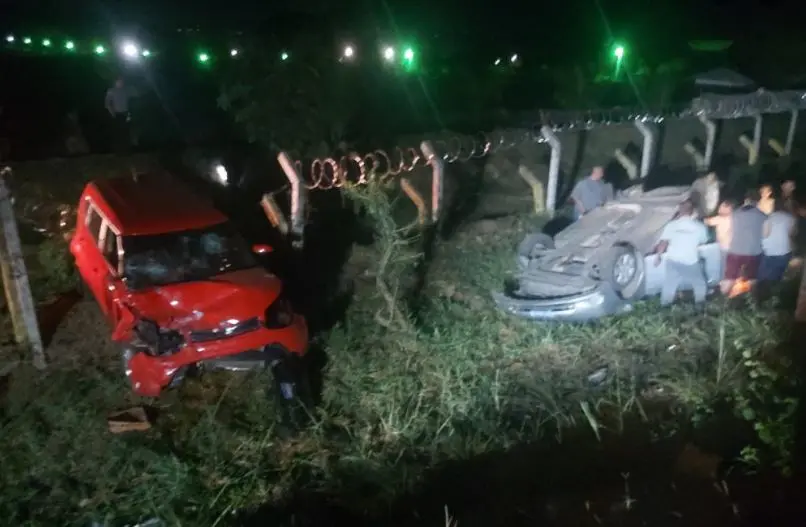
[
  {"left": 382, "top": 46, "right": 395, "bottom": 61},
  {"left": 42, "top": 39, "right": 51, "bottom": 47},
  {"left": 5, "top": 35, "right": 14, "bottom": 43},
  {"left": 213, "top": 164, "right": 228, "bottom": 185},
  {"left": 230, "top": 48, "right": 239, "bottom": 57},
  {"left": 198, "top": 52, "right": 210, "bottom": 63},
  {"left": 510, "top": 53, "right": 518, "bottom": 63},
  {"left": 64, "top": 41, "right": 75, "bottom": 50},
  {"left": 343, "top": 45, "right": 354, "bottom": 58},
  {"left": 494, "top": 58, "right": 502, "bottom": 66},
  {"left": 614, "top": 46, "right": 625, "bottom": 59},
  {"left": 23, "top": 37, "right": 32, "bottom": 45},
  {"left": 280, "top": 51, "right": 289, "bottom": 61},
  {"left": 403, "top": 48, "right": 414, "bottom": 61},
  {"left": 94, "top": 45, "right": 106, "bottom": 55},
  {"left": 141, "top": 49, "right": 151, "bottom": 57},
  {"left": 122, "top": 42, "right": 139, "bottom": 58}
]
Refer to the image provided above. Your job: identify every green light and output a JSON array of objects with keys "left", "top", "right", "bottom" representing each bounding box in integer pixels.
[
  {"left": 23, "top": 37, "right": 32, "bottom": 45},
  {"left": 64, "top": 41, "right": 75, "bottom": 50},
  {"left": 142, "top": 49, "right": 151, "bottom": 57},
  {"left": 42, "top": 38, "right": 51, "bottom": 47},
  {"left": 614, "top": 45, "right": 624, "bottom": 59},
  {"left": 197, "top": 52, "right": 210, "bottom": 63},
  {"left": 94, "top": 45, "right": 105, "bottom": 55},
  {"left": 401, "top": 46, "right": 416, "bottom": 72},
  {"left": 280, "top": 51, "right": 289, "bottom": 61}
]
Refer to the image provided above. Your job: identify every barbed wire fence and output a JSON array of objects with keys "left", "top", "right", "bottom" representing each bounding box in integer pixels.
[{"left": 261, "top": 89, "right": 806, "bottom": 248}]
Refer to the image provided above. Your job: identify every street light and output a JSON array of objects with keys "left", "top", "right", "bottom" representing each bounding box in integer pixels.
[
  {"left": 343, "top": 45, "right": 354, "bottom": 60},
  {"left": 64, "top": 40, "right": 75, "bottom": 51},
  {"left": 612, "top": 44, "right": 626, "bottom": 79},
  {"left": 382, "top": 46, "right": 395, "bottom": 62},
  {"left": 5, "top": 35, "right": 14, "bottom": 43},
  {"left": 42, "top": 39, "right": 51, "bottom": 47},
  {"left": 230, "top": 48, "right": 239, "bottom": 57},
  {"left": 94, "top": 45, "right": 106, "bottom": 55},
  {"left": 280, "top": 51, "right": 289, "bottom": 61},
  {"left": 121, "top": 41, "right": 139, "bottom": 58}
]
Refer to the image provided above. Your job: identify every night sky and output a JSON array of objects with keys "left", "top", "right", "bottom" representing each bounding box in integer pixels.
[
  {"left": 1, "top": 0, "right": 804, "bottom": 65},
  {"left": 3, "top": 0, "right": 800, "bottom": 37}
]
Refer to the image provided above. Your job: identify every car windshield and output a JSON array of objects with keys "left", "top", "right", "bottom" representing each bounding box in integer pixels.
[{"left": 122, "top": 222, "right": 257, "bottom": 290}]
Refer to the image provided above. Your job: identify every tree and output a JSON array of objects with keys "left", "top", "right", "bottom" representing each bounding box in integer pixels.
[{"left": 218, "top": 37, "right": 357, "bottom": 158}]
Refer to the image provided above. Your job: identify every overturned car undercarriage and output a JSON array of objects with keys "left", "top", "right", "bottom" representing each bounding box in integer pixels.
[{"left": 493, "top": 174, "right": 722, "bottom": 322}]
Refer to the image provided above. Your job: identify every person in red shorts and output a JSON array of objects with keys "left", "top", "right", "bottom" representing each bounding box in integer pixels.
[{"left": 721, "top": 189, "right": 767, "bottom": 296}]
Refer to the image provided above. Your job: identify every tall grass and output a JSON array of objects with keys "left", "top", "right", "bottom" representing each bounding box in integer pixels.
[{"left": 0, "top": 205, "right": 794, "bottom": 525}]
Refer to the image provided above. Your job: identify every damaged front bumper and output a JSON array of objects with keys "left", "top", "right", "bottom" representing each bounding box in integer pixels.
[{"left": 492, "top": 283, "right": 631, "bottom": 322}]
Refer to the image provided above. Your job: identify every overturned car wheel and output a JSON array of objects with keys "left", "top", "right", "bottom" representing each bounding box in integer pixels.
[
  {"left": 603, "top": 245, "right": 643, "bottom": 300},
  {"left": 517, "top": 233, "right": 555, "bottom": 269}
]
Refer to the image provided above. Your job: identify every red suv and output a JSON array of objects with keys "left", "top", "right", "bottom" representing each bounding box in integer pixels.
[{"left": 69, "top": 173, "right": 309, "bottom": 401}]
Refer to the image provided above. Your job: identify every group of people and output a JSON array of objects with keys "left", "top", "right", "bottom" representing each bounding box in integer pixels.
[
  {"left": 568, "top": 166, "right": 800, "bottom": 307},
  {"left": 657, "top": 179, "right": 798, "bottom": 306}
]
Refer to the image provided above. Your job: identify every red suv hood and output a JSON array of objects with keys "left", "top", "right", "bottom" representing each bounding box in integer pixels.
[{"left": 127, "top": 267, "right": 283, "bottom": 331}]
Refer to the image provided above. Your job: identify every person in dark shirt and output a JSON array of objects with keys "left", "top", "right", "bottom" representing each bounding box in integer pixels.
[{"left": 570, "top": 166, "right": 613, "bottom": 220}]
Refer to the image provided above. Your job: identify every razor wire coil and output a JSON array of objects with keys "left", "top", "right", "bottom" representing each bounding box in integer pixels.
[{"left": 292, "top": 89, "right": 806, "bottom": 190}]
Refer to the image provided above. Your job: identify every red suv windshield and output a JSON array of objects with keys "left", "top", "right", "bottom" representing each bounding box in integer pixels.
[{"left": 122, "top": 222, "right": 258, "bottom": 290}]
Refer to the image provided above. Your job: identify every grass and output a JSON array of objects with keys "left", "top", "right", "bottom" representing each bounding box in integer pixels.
[{"left": 0, "top": 179, "right": 800, "bottom": 525}]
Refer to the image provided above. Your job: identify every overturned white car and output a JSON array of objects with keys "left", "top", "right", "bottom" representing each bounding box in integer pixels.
[{"left": 492, "top": 176, "right": 723, "bottom": 321}]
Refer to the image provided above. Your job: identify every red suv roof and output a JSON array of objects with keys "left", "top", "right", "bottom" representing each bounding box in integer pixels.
[{"left": 89, "top": 173, "right": 228, "bottom": 236}]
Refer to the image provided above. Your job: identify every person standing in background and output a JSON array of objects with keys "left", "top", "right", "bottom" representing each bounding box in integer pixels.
[
  {"left": 570, "top": 166, "right": 613, "bottom": 221},
  {"left": 759, "top": 202, "right": 797, "bottom": 283},
  {"left": 781, "top": 180, "right": 797, "bottom": 215},
  {"left": 722, "top": 190, "right": 767, "bottom": 296},
  {"left": 105, "top": 77, "right": 135, "bottom": 154},
  {"left": 757, "top": 184, "right": 775, "bottom": 215},
  {"left": 704, "top": 199, "right": 734, "bottom": 279}
]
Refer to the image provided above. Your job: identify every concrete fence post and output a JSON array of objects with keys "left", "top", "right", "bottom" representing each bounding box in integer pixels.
[
  {"left": 276, "top": 152, "right": 307, "bottom": 248},
  {"left": 0, "top": 167, "right": 45, "bottom": 370},
  {"left": 700, "top": 115, "right": 717, "bottom": 170},
  {"left": 634, "top": 120, "right": 655, "bottom": 178},
  {"left": 420, "top": 141, "right": 443, "bottom": 223},
  {"left": 739, "top": 114, "right": 763, "bottom": 166},
  {"left": 540, "top": 126, "right": 561, "bottom": 215},
  {"left": 785, "top": 109, "right": 799, "bottom": 155}
]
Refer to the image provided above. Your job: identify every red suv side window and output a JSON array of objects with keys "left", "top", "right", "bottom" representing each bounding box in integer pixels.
[
  {"left": 102, "top": 228, "right": 120, "bottom": 272},
  {"left": 86, "top": 205, "right": 103, "bottom": 243}
]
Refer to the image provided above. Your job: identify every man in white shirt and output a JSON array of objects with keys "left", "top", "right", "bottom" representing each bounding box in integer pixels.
[
  {"left": 653, "top": 200, "right": 709, "bottom": 306},
  {"left": 758, "top": 204, "right": 797, "bottom": 282}
]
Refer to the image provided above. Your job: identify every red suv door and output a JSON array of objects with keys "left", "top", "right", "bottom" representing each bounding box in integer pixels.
[{"left": 72, "top": 201, "right": 115, "bottom": 318}]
